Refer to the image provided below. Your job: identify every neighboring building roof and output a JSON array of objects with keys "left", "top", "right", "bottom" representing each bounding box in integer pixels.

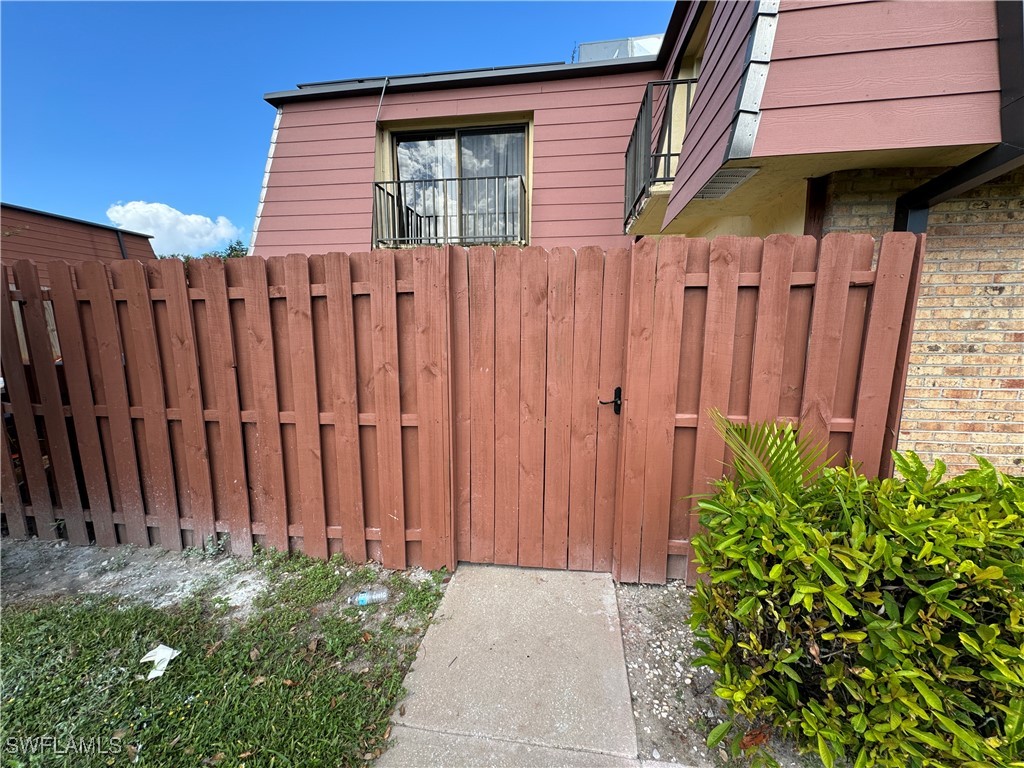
[
  {"left": 1, "top": 202, "right": 154, "bottom": 239},
  {"left": 1, "top": 203, "right": 157, "bottom": 285}
]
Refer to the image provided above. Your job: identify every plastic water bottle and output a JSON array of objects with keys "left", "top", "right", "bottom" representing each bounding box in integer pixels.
[{"left": 347, "top": 588, "right": 389, "bottom": 606}]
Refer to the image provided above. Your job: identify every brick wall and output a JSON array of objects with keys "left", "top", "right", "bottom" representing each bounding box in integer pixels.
[{"left": 822, "top": 166, "right": 1023, "bottom": 476}]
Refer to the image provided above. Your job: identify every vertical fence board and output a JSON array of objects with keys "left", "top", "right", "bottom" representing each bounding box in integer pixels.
[
  {"left": 850, "top": 233, "right": 917, "bottom": 476},
  {"left": 567, "top": 247, "right": 604, "bottom": 571},
  {"left": 80, "top": 262, "right": 148, "bottom": 545},
  {"left": 639, "top": 238, "right": 688, "bottom": 583},
  {"left": 48, "top": 263, "right": 117, "bottom": 545},
  {"left": 120, "top": 261, "right": 180, "bottom": 550},
  {"left": 192, "top": 259, "right": 253, "bottom": 556},
  {"left": 518, "top": 246, "right": 548, "bottom": 568},
  {"left": 2, "top": 277, "right": 57, "bottom": 538},
  {"left": 413, "top": 247, "right": 451, "bottom": 569},
  {"left": 449, "top": 246, "right": 472, "bottom": 562},
  {"left": 324, "top": 252, "right": 367, "bottom": 563},
  {"left": 689, "top": 237, "right": 741, "bottom": 582},
  {"left": 493, "top": 246, "right": 522, "bottom": 566},
  {"left": 880, "top": 236, "right": 927, "bottom": 478},
  {"left": 747, "top": 235, "right": 796, "bottom": 424},
  {"left": 1, "top": 429, "right": 28, "bottom": 538},
  {"left": 240, "top": 257, "right": 289, "bottom": 552},
  {"left": 468, "top": 246, "right": 496, "bottom": 563},
  {"left": 799, "top": 233, "right": 856, "bottom": 450},
  {"left": 543, "top": 247, "right": 575, "bottom": 570},
  {"left": 284, "top": 253, "right": 328, "bottom": 559},
  {"left": 614, "top": 238, "right": 658, "bottom": 582},
  {"left": 159, "top": 260, "right": 216, "bottom": 546},
  {"left": 370, "top": 251, "right": 406, "bottom": 570},
  {"left": 594, "top": 247, "right": 629, "bottom": 572},
  {"left": 13, "top": 261, "right": 88, "bottom": 543}
]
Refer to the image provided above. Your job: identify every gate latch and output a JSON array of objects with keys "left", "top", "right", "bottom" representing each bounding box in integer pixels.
[{"left": 599, "top": 386, "right": 622, "bottom": 415}]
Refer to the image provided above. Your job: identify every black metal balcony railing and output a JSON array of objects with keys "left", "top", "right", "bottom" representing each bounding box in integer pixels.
[
  {"left": 623, "top": 78, "right": 697, "bottom": 228},
  {"left": 372, "top": 176, "right": 528, "bottom": 248}
]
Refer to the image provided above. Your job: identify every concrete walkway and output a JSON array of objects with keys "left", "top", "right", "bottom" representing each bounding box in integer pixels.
[{"left": 377, "top": 565, "right": 680, "bottom": 768}]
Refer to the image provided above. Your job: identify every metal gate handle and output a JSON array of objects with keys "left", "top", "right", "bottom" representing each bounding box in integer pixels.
[{"left": 599, "top": 386, "right": 622, "bottom": 415}]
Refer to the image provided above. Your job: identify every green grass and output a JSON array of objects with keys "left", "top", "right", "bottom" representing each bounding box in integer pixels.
[{"left": 0, "top": 551, "right": 445, "bottom": 768}]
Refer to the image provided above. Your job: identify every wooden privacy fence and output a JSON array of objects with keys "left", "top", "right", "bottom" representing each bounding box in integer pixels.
[{"left": 0, "top": 233, "right": 925, "bottom": 583}]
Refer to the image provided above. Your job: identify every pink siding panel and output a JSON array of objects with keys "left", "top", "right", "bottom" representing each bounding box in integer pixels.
[
  {"left": 759, "top": 40, "right": 1000, "bottom": 110},
  {"left": 754, "top": 92, "right": 1002, "bottom": 156},
  {"left": 254, "top": 68, "right": 653, "bottom": 257},
  {"left": 772, "top": 0, "right": 998, "bottom": 60},
  {"left": 662, "top": 1, "right": 756, "bottom": 227},
  {"left": 754, "top": 0, "right": 1001, "bottom": 157}
]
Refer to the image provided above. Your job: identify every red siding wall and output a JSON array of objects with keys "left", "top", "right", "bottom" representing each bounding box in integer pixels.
[
  {"left": 661, "top": 1, "right": 757, "bottom": 227},
  {"left": 752, "top": 0, "right": 1002, "bottom": 156},
  {"left": 253, "top": 70, "right": 656, "bottom": 256},
  {"left": 1, "top": 206, "right": 155, "bottom": 286}
]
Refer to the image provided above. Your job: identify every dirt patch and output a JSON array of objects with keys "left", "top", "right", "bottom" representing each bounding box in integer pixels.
[
  {"left": 1, "top": 538, "right": 267, "bottom": 618},
  {"left": 617, "top": 581, "right": 821, "bottom": 768}
]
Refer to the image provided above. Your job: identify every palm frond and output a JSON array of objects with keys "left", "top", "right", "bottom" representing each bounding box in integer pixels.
[{"left": 709, "top": 409, "right": 832, "bottom": 504}]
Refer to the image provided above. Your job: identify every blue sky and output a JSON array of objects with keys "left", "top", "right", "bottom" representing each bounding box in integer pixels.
[{"left": 2, "top": 1, "right": 672, "bottom": 255}]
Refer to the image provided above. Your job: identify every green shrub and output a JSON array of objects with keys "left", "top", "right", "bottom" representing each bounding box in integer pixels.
[{"left": 691, "top": 415, "right": 1024, "bottom": 768}]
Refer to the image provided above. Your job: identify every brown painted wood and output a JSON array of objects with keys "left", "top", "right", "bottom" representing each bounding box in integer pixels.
[
  {"left": 748, "top": 235, "right": 797, "bottom": 423},
  {"left": 283, "top": 253, "right": 328, "bottom": 559},
  {"left": 613, "top": 238, "right": 658, "bottom": 582},
  {"left": 1, "top": 276, "right": 58, "bottom": 538},
  {"left": 158, "top": 259, "right": 216, "bottom": 547},
  {"left": 412, "top": 247, "right": 452, "bottom": 569},
  {"left": 879, "top": 235, "right": 927, "bottom": 477},
  {"left": 12, "top": 261, "right": 88, "bottom": 543},
  {"left": 370, "top": 251, "right": 406, "bottom": 569},
  {"left": 449, "top": 246, "right": 472, "bottom": 562},
  {"left": 518, "top": 245, "right": 548, "bottom": 568},
  {"left": 238, "top": 257, "right": 289, "bottom": 551},
  {"left": 851, "top": 233, "right": 918, "bottom": 477},
  {"left": 118, "top": 260, "right": 180, "bottom": 550},
  {"left": 493, "top": 246, "right": 522, "bottom": 566},
  {"left": 639, "top": 238, "right": 688, "bottom": 583},
  {"left": 78, "top": 261, "right": 147, "bottom": 545},
  {"left": 48, "top": 263, "right": 117, "bottom": 546},
  {"left": 594, "top": 247, "right": 629, "bottom": 573},
  {"left": 468, "top": 246, "right": 496, "bottom": 563},
  {"left": 323, "top": 252, "right": 367, "bottom": 562},
  {"left": 1, "top": 426, "right": 28, "bottom": 538},
  {"left": 567, "top": 246, "right": 604, "bottom": 571},
  {"left": 799, "top": 233, "right": 856, "bottom": 451},
  {"left": 191, "top": 259, "right": 253, "bottom": 556},
  {"left": 689, "top": 237, "right": 742, "bottom": 583},
  {"left": 542, "top": 247, "right": 575, "bottom": 570}
]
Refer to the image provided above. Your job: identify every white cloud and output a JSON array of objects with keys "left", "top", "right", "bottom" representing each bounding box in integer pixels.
[{"left": 106, "top": 201, "right": 242, "bottom": 256}]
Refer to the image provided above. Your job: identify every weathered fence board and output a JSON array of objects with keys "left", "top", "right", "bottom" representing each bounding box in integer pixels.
[{"left": 1, "top": 233, "right": 925, "bottom": 584}]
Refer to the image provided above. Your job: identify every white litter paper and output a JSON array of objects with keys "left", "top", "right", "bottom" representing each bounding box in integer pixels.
[{"left": 139, "top": 644, "right": 181, "bottom": 680}]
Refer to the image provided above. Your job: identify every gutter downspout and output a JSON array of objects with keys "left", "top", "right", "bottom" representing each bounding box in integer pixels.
[
  {"left": 115, "top": 230, "right": 129, "bottom": 260},
  {"left": 894, "top": 0, "right": 1024, "bottom": 233}
]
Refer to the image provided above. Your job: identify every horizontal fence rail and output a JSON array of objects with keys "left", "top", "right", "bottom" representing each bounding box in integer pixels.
[{"left": 1, "top": 234, "right": 924, "bottom": 584}]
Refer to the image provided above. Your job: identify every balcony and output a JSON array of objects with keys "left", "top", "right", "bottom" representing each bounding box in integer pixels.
[
  {"left": 623, "top": 79, "right": 697, "bottom": 233},
  {"left": 372, "top": 176, "right": 528, "bottom": 248}
]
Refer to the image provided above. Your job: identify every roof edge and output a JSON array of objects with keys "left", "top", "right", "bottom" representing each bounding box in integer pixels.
[
  {"left": 1, "top": 202, "right": 155, "bottom": 239},
  {"left": 264, "top": 55, "right": 660, "bottom": 106}
]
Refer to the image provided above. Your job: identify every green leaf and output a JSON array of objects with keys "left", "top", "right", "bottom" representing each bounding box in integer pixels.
[
  {"left": 909, "top": 677, "right": 944, "bottom": 712},
  {"left": 817, "top": 733, "right": 835, "bottom": 768},
  {"left": 973, "top": 565, "right": 1004, "bottom": 581},
  {"left": 707, "top": 720, "right": 733, "bottom": 748},
  {"left": 823, "top": 590, "right": 857, "bottom": 617},
  {"left": 734, "top": 595, "right": 758, "bottom": 617},
  {"left": 810, "top": 551, "right": 848, "bottom": 587}
]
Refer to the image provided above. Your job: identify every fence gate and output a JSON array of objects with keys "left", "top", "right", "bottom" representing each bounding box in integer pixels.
[
  {"left": 1, "top": 234, "right": 923, "bottom": 584},
  {"left": 446, "top": 233, "right": 923, "bottom": 582}
]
